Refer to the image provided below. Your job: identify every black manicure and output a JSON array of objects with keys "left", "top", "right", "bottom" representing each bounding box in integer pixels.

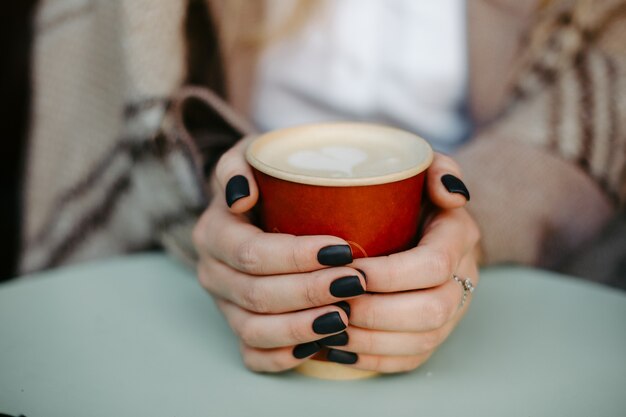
[
  {"left": 441, "top": 174, "right": 470, "bottom": 201},
  {"left": 327, "top": 349, "right": 358, "bottom": 365},
  {"left": 317, "top": 331, "right": 349, "bottom": 347},
  {"left": 333, "top": 301, "right": 351, "bottom": 318},
  {"left": 225, "top": 175, "right": 250, "bottom": 207},
  {"left": 312, "top": 311, "right": 346, "bottom": 335},
  {"left": 293, "top": 341, "right": 321, "bottom": 359},
  {"left": 355, "top": 268, "right": 367, "bottom": 283},
  {"left": 330, "top": 276, "right": 364, "bottom": 298},
  {"left": 317, "top": 245, "right": 353, "bottom": 266}
]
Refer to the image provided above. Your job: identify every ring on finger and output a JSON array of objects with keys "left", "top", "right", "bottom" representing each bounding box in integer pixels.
[{"left": 452, "top": 275, "right": 475, "bottom": 310}]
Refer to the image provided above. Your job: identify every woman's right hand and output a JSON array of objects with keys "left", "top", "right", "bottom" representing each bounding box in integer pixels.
[{"left": 192, "top": 137, "right": 364, "bottom": 372}]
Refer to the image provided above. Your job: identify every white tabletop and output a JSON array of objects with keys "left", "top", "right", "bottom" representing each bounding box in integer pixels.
[{"left": 1, "top": 254, "right": 625, "bottom": 416}]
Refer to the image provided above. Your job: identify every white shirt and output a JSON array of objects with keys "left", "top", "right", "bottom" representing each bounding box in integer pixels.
[{"left": 252, "top": 0, "right": 470, "bottom": 153}]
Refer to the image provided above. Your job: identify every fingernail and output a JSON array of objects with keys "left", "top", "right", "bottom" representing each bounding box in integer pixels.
[
  {"left": 327, "top": 349, "right": 358, "bottom": 364},
  {"left": 293, "top": 341, "right": 321, "bottom": 359},
  {"left": 317, "top": 245, "right": 353, "bottom": 266},
  {"left": 330, "top": 276, "right": 364, "bottom": 298},
  {"left": 312, "top": 311, "right": 346, "bottom": 335},
  {"left": 355, "top": 268, "right": 367, "bottom": 282},
  {"left": 333, "top": 301, "right": 351, "bottom": 318},
  {"left": 441, "top": 174, "right": 470, "bottom": 201},
  {"left": 225, "top": 175, "right": 250, "bottom": 207},
  {"left": 317, "top": 331, "right": 349, "bottom": 347}
]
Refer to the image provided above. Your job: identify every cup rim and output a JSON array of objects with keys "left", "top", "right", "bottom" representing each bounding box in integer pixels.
[{"left": 245, "top": 122, "right": 434, "bottom": 187}]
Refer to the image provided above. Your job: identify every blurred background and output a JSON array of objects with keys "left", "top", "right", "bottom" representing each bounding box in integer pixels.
[
  {"left": 0, "top": 2, "right": 38, "bottom": 281},
  {"left": 1, "top": 0, "right": 624, "bottom": 289}
]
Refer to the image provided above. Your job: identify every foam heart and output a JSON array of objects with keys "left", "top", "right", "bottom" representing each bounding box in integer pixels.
[{"left": 287, "top": 146, "right": 368, "bottom": 176}]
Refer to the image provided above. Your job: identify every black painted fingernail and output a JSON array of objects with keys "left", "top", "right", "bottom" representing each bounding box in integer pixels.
[
  {"left": 293, "top": 341, "right": 321, "bottom": 359},
  {"left": 225, "top": 175, "right": 250, "bottom": 207},
  {"left": 317, "top": 245, "right": 353, "bottom": 266},
  {"left": 317, "top": 331, "right": 349, "bottom": 347},
  {"left": 441, "top": 174, "right": 470, "bottom": 201},
  {"left": 355, "top": 268, "right": 367, "bottom": 282},
  {"left": 327, "top": 349, "right": 358, "bottom": 364},
  {"left": 330, "top": 275, "right": 364, "bottom": 298},
  {"left": 312, "top": 311, "right": 346, "bottom": 335},
  {"left": 333, "top": 301, "right": 351, "bottom": 318}
]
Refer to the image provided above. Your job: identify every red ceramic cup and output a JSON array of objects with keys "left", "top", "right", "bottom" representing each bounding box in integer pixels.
[{"left": 245, "top": 122, "right": 433, "bottom": 379}]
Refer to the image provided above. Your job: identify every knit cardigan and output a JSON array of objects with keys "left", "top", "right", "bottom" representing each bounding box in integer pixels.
[{"left": 19, "top": 0, "right": 626, "bottom": 274}]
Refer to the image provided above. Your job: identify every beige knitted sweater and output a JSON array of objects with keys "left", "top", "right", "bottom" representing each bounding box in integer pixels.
[{"left": 20, "top": 0, "right": 626, "bottom": 274}]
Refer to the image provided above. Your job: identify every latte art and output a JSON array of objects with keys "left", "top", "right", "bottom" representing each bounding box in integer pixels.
[
  {"left": 287, "top": 146, "right": 368, "bottom": 177},
  {"left": 246, "top": 123, "right": 432, "bottom": 186}
]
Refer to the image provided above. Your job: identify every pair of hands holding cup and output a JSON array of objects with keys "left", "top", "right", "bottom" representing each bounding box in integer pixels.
[{"left": 193, "top": 135, "right": 481, "bottom": 374}]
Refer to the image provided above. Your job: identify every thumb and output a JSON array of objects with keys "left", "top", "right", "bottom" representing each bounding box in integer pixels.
[
  {"left": 214, "top": 135, "right": 259, "bottom": 213},
  {"left": 426, "top": 153, "right": 470, "bottom": 209}
]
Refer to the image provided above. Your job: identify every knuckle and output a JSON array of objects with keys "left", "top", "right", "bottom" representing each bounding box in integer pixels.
[
  {"left": 403, "top": 356, "right": 427, "bottom": 372},
  {"left": 386, "top": 255, "right": 406, "bottom": 289},
  {"left": 192, "top": 205, "right": 221, "bottom": 253},
  {"left": 238, "top": 318, "right": 262, "bottom": 347},
  {"left": 196, "top": 262, "right": 212, "bottom": 290},
  {"left": 242, "top": 357, "right": 260, "bottom": 372},
  {"left": 290, "top": 237, "right": 308, "bottom": 273},
  {"left": 427, "top": 249, "right": 453, "bottom": 283},
  {"left": 240, "top": 348, "right": 275, "bottom": 373},
  {"left": 420, "top": 330, "right": 445, "bottom": 352},
  {"left": 364, "top": 329, "right": 376, "bottom": 353},
  {"left": 240, "top": 282, "right": 270, "bottom": 314},
  {"left": 302, "top": 275, "right": 324, "bottom": 307},
  {"left": 286, "top": 319, "right": 308, "bottom": 344},
  {"left": 423, "top": 298, "right": 451, "bottom": 330},
  {"left": 235, "top": 237, "right": 261, "bottom": 273},
  {"left": 268, "top": 353, "right": 294, "bottom": 372},
  {"left": 240, "top": 346, "right": 260, "bottom": 372},
  {"left": 363, "top": 300, "right": 380, "bottom": 329},
  {"left": 369, "top": 354, "right": 383, "bottom": 372},
  {"left": 240, "top": 345, "right": 291, "bottom": 373}
]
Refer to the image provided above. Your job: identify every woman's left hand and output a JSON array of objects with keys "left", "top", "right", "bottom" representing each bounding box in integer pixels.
[{"left": 317, "top": 154, "right": 481, "bottom": 373}]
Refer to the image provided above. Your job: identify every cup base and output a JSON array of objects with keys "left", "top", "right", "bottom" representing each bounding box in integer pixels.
[{"left": 294, "top": 360, "right": 379, "bottom": 380}]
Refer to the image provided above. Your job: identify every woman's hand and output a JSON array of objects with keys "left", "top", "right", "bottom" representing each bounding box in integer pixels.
[
  {"left": 193, "top": 137, "right": 480, "bottom": 373},
  {"left": 193, "top": 137, "right": 365, "bottom": 372},
  {"left": 321, "top": 154, "right": 481, "bottom": 372}
]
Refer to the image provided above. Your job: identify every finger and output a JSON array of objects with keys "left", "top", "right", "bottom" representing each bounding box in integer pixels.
[
  {"left": 427, "top": 153, "right": 470, "bottom": 208},
  {"left": 216, "top": 299, "right": 349, "bottom": 349},
  {"left": 194, "top": 202, "right": 352, "bottom": 275},
  {"left": 214, "top": 135, "right": 259, "bottom": 213},
  {"left": 349, "top": 260, "right": 479, "bottom": 332},
  {"left": 239, "top": 343, "right": 316, "bottom": 373},
  {"left": 321, "top": 349, "right": 432, "bottom": 373},
  {"left": 330, "top": 256, "right": 479, "bottom": 354},
  {"left": 317, "top": 255, "right": 479, "bottom": 373},
  {"left": 451, "top": 251, "right": 480, "bottom": 316},
  {"left": 329, "top": 324, "right": 454, "bottom": 356},
  {"left": 199, "top": 259, "right": 366, "bottom": 314},
  {"left": 348, "top": 285, "right": 456, "bottom": 332},
  {"left": 352, "top": 208, "right": 480, "bottom": 292}
]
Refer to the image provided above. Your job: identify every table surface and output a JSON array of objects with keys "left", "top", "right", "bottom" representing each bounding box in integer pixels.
[{"left": 1, "top": 254, "right": 625, "bottom": 417}]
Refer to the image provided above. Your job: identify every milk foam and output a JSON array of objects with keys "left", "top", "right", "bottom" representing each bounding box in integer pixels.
[
  {"left": 287, "top": 146, "right": 368, "bottom": 176},
  {"left": 255, "top": 138, "right": 419, "bottom": 179},
  {"left": 246, "top": 123, "right": 433, "bottom": 185}
]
